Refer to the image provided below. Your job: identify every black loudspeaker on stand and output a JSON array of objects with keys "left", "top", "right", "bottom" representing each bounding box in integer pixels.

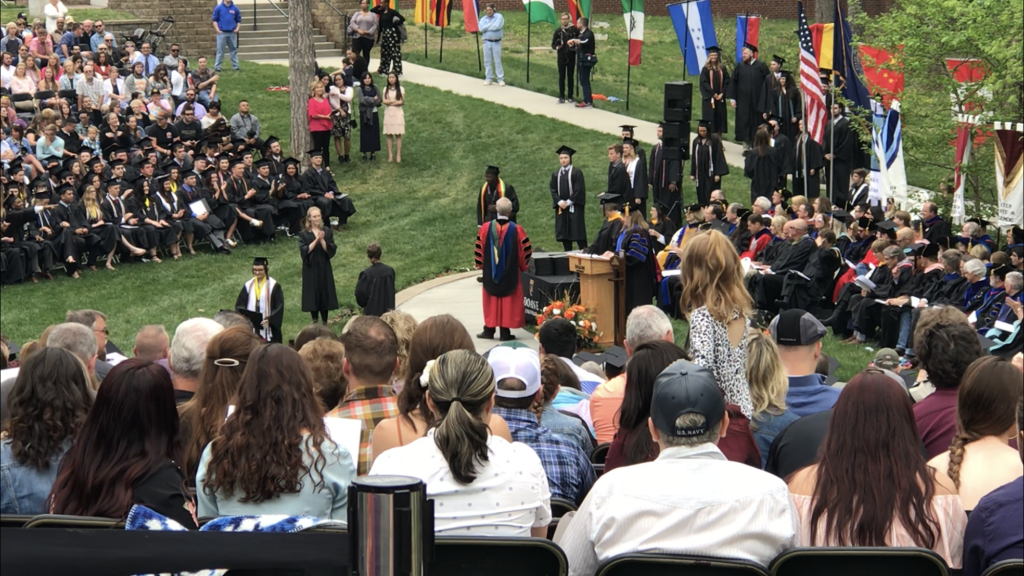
[{"left": 662, "top": 81, "right": 692, "bottom": 161}]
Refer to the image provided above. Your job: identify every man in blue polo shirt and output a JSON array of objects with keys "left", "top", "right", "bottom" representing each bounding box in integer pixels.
[
  {"left": 212, "top": 0, "right": 242, "bottom": 73},
  {"left": 770, "top": 309, "right": 841, "bottom": 417}
]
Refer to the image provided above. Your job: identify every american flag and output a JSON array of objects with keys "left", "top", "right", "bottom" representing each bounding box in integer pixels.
[{"left": 797, "top": 2, "right": 826, "bottom": 144}]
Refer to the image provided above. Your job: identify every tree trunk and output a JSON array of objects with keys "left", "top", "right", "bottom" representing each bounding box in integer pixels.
[
  {"left": 814, "top": 0, "right": 832, "bottom": 24},
  {"left": 288, "top": 0, "right": 315, "bottom": 168}
]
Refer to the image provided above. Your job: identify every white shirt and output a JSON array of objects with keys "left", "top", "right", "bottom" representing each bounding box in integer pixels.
[
  {"left": 0, "top": 64, "right": 13, "bottom": 89},
  {"left": 370, "top": 431, "right": 553, "bottom": 537},
  {"left": 558, "top": 444, "right": 799, "bottom": 575},
  {"left": 170, "top": 70, "right": 186, "bottom": 98},
  {"left": 103, "top": 77, "right": 128, "bottom": 110}
]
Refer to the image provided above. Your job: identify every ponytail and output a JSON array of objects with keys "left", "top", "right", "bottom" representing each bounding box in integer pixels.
[
  {"left": 946, "top": 432, "right": 977, "bottom": 490},
  {"left": 429, "top": 350, "right": 495, "bottom": 485}
]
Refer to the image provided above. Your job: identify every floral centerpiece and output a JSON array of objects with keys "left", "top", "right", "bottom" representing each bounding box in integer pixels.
[{"left": 533, "top": 293, "right": 602, "bottom": 350}]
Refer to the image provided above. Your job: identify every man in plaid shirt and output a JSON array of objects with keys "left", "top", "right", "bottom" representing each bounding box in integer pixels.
[
  {"left": 488, "top": 346, "right": 595, "bottom": 505},
  {"left": 328, "top": 316, "right": 399, "bottom": 475}
]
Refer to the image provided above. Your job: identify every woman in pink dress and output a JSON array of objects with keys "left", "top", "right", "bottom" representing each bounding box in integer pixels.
[{"left": 382, "top": 72, "right": 405, "bottom": 163}]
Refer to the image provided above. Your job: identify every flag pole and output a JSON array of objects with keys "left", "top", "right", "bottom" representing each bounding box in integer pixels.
[
  {"left": 440, "top": 25, "right": 446, "bottom": 62},
  {"left": 681, "top": 2, "right": 689, "bottom": 81},
  {"left": 829, "top": 77, "right": 835, "bottom": 207},
  {"left": 476, "top": 32, "right": 482, "bottom": 71},
  {"left": 802, "top": 92, "right": 809, "bottom": 197},
  {"left": 626, "top": 0, "right": 634, "bottom": 110},
  {"left": 527, "top": 3, "right": 533, "bottom": 83},
  {"left": 424, "top": 25, "right": 428, "bottom": 59}
]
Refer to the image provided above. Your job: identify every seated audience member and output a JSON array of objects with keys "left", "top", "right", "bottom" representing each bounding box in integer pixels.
[
  {"left": 197, "top": 344, "right": 355, "bottom": 519},
  {"left": 168, "top": 318, "right": 224, "bottom": 405},
  {"left": 913, "top": 311, "right": 983, "bottom": 459},
  {"left": 539, "top": 355, "right": 596, "bottom": 456},
  {"left": 770, "top": 309, "right": 841, "bottom": 417},
  {"left": 177, "top": 327, "right": 260, "bottom": 481},
  {"left": 604, "top": 341, "right": 689, "bottom": 473},
  {"left": 559, "top": 360, "right": 799, "bottom": 573},
  {"left": 371, "top": 350, "right": 553, "bottom": 537},
  {"left": 327, "top": 316, "right": 400, "bottom": 475},
  {"left": 928, "top": 357, "right": 1023, "bottom": 511},
  {"left": 747, "top": 331, "right": 800, "bottom": 469},
  {"left": 590, "top": 305, "right": 674, "bottom": 444},
  {"left": 354, "top": 242, "right": 396, "bottom": 317},
  {"left": 489, "top": 346, "right": 595, "bottom": 505},
  {"left": 291, "top": 323, "right": 338, "bottom": 351},
  {"left": 1, "top": 349, "right": 92, "bottom": 515},
  {"left": 380, "top": 310, "right": 418, "bottom": 389},
  {"left": 132, "top": 324, "right": 169, "bottom": 362},
  {"left": 65, "top": 309, "right": 113, "bottom": 380},
  {"left": 374, "top": 315, "right": 511, "bottom": 464},
  {"left": 211, "top": 311, "right": 251, "bottom": 330},
  {"left": 49, "top": 360, "right": 197, "bottom": 527},
  {"left": 298, "top": 338, "right": 348, "bottom": 412},
  {"left": 538, "top": 317, "right": 605, "bottom": 395},
  {"left": 787, "top": 370, "right": 967, "bottom": 569},
  {"left": 961, "top": 391, "right": 1024, "bottom": 576}
]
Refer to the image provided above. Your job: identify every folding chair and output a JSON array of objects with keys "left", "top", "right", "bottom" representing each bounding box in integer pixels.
[
  {"left": 33, "top": 90, "right": 56, "bottom": 109},
  {"left": 591, "top": 443, "right": 611, "bottom": 465},
  {"left": 58, "top": 89, "right": 77, "bottom": 103},
  {"left": 10, "top": 92, "right": 35, "bottom": 119},
  {"left": 597, "top": 553, "right": 770, "bottom": 576},
  {"left": 982, "top": 560, "right": 1024, "bottom": 576},
  {"left": 0, "top": 514, "right": 34, "bottom": 528},
  {"left": 769, "top": 547, "right": 949, "bottom": 576},
  {"left": 433, "top": 536, "right": 568, "bottom": 576},
  {"left": 23, "top": 514, "right": 125, "bottom": 529},
  {"left": 547, "top": 498, "right": 578, "bottom": 539}
]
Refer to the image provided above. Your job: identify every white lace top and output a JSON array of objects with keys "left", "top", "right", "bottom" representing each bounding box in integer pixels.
[{"left": 688, "top": 306, "right": 754, "bottom": 418}]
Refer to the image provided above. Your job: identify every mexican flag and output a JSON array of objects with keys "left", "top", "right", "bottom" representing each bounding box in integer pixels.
[
  {"left": 622, "top": 0, "right": 644, "bottom": 66},
  {"left": 523, "top": 0, "right": 557, "bottom": 25}
]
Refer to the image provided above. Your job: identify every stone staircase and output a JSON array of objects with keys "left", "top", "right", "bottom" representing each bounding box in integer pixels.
[{"left": 236, "top": 2, "right": 345, "bottom": 61}]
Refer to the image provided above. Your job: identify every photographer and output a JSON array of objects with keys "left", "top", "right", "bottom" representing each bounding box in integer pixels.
[{"left": 229, "top": 100, "right": 263, "bottom": 152}]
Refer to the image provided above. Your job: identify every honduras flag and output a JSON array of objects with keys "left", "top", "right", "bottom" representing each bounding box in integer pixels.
[{"left": 667, "top": 0, "right": 718, "bottom": 76}]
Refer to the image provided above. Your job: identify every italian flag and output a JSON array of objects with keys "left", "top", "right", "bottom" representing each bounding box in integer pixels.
[
  {"left": 523, "top": 0, "right": 557, "bottom": 25},
  {"left": 622, "top": 0, "right": 644, "bottom": 66}
]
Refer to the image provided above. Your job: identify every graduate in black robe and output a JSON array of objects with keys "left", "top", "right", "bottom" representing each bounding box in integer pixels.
[
  {"left": 550, "top": 145, "right": 588, "bottom": 251},
  {"left": 3, "top": 202, "right": 55, "bottom": 281},
  {"left": 299, "top": 149, "right": 356, "bottom": 228},
  {"left": 727, "top": 43, "right": 770, "bottom": 145},
  {"left": 298, "top": 208, "right": 339, "bottom": 325},
  {"left": 619, "top": 126, "right": 647, "bottom": 176},
  {"left": 766, "top": 72, "right": 801, "bottom": 143},
  {"left": 757, "top": 55, "right": 785, "bottom": 120},
  {"left": 622, "top": 138, "right": 648, "bottom": 218},
  {"left": 690, "top": 122, "right": 729, "bottom": 206},
  {"left": 355, "top": 243, "right": 396, "bottom": 317},
  {"left": 477, "top": 165, "right": 520, "bottom": 225},
  {"left": 793, "top": 120, "right": 824, "bottom": 199},
  {"left": 275, "top": 158, "right": 315, "bottom": 234},
  {"left": 699, "top": 46, "right": 729, "bottom": 135},
  {"left": 584, "top": 193, "right": 625, "bottom": 256},
  {"left": 607, "top": 146, "right": 630, "bottom": 206},
  {"left": 744, "top": 128, "right": 781, "bottom": 204},
  {"left": 649, "top": 125, "right": 683, "bottom": 225},
  {"left": 235, "top": 257, "right": 285, "bottom": 342},
  {"left": 177, "top": 172, "right": 231, "bottom": 254},
  {"left": 129, "top": 177, "right": 180, "bottom": 259},
  {"left": 823, "top": 104, "right": 856, "bottom": 208},
  {"left": 769, "top": 116, "right": 795, "bottom": 190},
  {"left": 648, "top": 202, "right": 677, "bottom": 254}
]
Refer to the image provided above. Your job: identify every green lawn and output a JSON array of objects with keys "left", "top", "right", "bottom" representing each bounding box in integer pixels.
[
  {"left": 66, "top": 8, "right": 139, "bottom": 22},
  {"left": 0, "top": 60, "right": 873, "bottom": 375}
]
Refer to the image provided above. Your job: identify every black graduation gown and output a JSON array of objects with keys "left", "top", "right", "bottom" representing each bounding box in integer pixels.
[
  {"left": 847, "top": 183, "right": 869, "bottom": 211},
  {"left": 727, "top": 58, "right": 770, "bottom": 143},
  {"left": 607, "top": 161, "right": 630, "bottom": 203},
  {"left": 355, "top": 261, "right": 397, "bottom": 317},
  {"left": 129, "top": 195, "right": 178, "bottom": 248},
  {"left": 0, "top": 237, "right": 26, "bottom": 284},
  {"left": 298, "top": 228, "right": 339, "bottom": 312},
  {"left": 649, "top": 217, "right": 677, "bottom": 253},
  {"left": 923, "top": 216, "right": 952, "bottom": 247},
  {"left": 624, "top": 156, "right": 648, "bottom": 216},
  {"left": 235, "top": 279, "right": 285, "bottom": 342},
  {"left": 793, "top": 136, "right": 824, "bottom": 199},
  {"left": 550, "top": 166, "right": 587, "bottom": 243},
  {"left": 80, "top": 203, "right": 119, "bottom": 254},
  {"left": 585, "top": 216, "right": 624, "bottom": 256},
  {"left": 699, "top": 65, "right": 729, "bottom": 134},
  {"left": 274, "top": 175, "right": 315, "bottom": 233},
  {"left": 4, "top": 208, "right": 51, "bottom": 276},
  {"left": 177, "top": 185, "right": 224, "bottom": 244},
  {"left": 68, "top": 203, "right": 108, "bottom": 264},
  {"left": 649, "top": 142, "right": 683, "bottom": 225},
  {"left": 823, "top": 116, "right": 855, "bottom": 207},
  {"left": 300, "top": 167, "right": 356, "bottom": 226},
  {"left": 744, "top": 148, "right": 781, "bottom": 203},
  {"left": 758, "top": 73, "right": 782, "bottom": 120},
  {"left": 477, "top": 182, "right": 520, "bottom": 226},
  {"left": 32, "top": 207, "right": 77, "bottom": 273},
  {"left": 774, "top": 133, "right": 795, "bottom": 181},
  {"left": 156, "top": 192, "right": 190, "bottom": 237},
  {"left": 690, "top": 136, "right": 729, "bottom": 206}
]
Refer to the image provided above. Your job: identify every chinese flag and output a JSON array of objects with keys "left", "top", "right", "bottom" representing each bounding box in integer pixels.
[{"left": 859, "top": 45, "right": 904, "bottom": 106}]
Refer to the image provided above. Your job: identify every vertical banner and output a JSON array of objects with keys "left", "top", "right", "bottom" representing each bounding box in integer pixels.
[
  {"left": 667, "top": 0, "right": 718, "bottom": 76},
  {"left": 622, "top": 0, "right": 645, "bottom": 66},
  {"left": 567, "top": 0, "right": 591, "bottom": 24},
  {"left": 859, "top": 45, "right": 904, "bottom": 106},
  {"left": 950, "top": 114, "right": 976, "bottom": 226},
  {"left": 808, "top": 22, "right": 834, "bottom": 71},
  {"left": 873, "top": 99, "right": 908, "bottom": 208},
  {"left": 797, "top": 3, "right": 826, "bottom": 145},
  {"left": 994, "top": 122, "right": 1024, "bottom": 228},
  {"left": 735, "top": 14, "right": 759, "bottom": 63}
]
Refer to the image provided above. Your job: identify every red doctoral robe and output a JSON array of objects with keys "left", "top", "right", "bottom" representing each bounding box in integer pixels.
[{"left": 475, "top": 218, "right": 532, "bottom": 329}]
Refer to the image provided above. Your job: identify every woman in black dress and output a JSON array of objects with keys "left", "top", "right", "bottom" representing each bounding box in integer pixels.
[
  {"left": 298, "top": 206, "right": 339, "bottom": 325},
  {"left": 647, "top": 203, "right": 676, "bottom": 253},
  {"left": 358, "top": 73, "right": 382, "bottom": 161},
  {"left": 744, "top": 126, "right": 781, "bottom": 204}
]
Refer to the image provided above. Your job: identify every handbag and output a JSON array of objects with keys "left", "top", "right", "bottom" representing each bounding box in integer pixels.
[
  {"left": 396, "top": 21, "right": 408, "bottom": 43},
  {"left": 579, "top": 53, "right": 597, "bottom": 68}
]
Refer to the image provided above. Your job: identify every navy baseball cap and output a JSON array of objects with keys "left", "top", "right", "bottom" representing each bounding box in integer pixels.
[{"left": 650, "top": 360, "right": 726, "bottom": 438}]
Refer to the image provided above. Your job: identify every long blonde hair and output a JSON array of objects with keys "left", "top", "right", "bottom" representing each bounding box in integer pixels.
[
  {"left": 746, "top": 331, "right": 789, "bottom": 418},
  {"left": 82, "top": 186, "right": 101, "bottom": 219},
  {"left": 304, "top": 206, "right": 323, "bottom": 231},
  {"left": 678, "top": 230, "right": 752, "bottom": 323}
]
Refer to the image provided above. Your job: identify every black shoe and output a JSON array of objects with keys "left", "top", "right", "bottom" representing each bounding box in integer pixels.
[
  {"left": 344, "top": 155, "right": 351, "bottom": 163},
  {"left": 362, "top": 154, "right": 367, "bottom": 161},
  {"left": 370, "top": 153, "right": 376, "bottom": 161},
  {"left": 499, "top": 329, "right": 515, "bottom": 342},
  {"left": 477, "top": 328, "right": 496, "bottom": 340},
  {"left": 477, "top": 276, "right": 484, "bottom": 283},
  {"left": 557, "top": 98, "right": 565, "bottom": 104},
  {"left": 338, "top": 156, "right": 345, "bottom": 165},
  {"left": 217, "top": 246, "right": 232, "bottom": 255}
]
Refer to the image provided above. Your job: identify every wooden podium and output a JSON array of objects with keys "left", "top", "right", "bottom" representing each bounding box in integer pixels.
[{"left": 568, "top": 254, "right": 625, "bottom": 346}]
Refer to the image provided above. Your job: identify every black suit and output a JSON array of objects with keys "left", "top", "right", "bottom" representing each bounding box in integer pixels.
[{"left": 551, "top": 25, "right": 578, "bottom": 101}]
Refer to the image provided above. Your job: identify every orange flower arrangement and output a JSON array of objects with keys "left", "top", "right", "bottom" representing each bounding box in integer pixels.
[{"left": 534, "top": 293, "right": 601, "bottom": 348}]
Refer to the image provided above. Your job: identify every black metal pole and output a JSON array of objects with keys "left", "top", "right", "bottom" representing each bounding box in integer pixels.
[
  {"left": 681, "top": 1, "right": 689, "bottom": 81},
  {"left": 424, "top": 25, "right": 428, "bottom": 58},
  {"left": 527, "top": 4, "right": 532, "bottom": 83},
  {"left": 476, "top": 32, "right": 482, "bottom": 71},
  {"left": 253, "top": 0, "right": 256, "bottom": 31},
  {"left": 440, "top": 26, "right": 445, "bottom": 62}
]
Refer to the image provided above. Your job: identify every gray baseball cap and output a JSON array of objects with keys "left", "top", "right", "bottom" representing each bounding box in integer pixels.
[
  {"left": 873, "top": 348, "right": 901, "bottom": 371},
  {"left": 650, "top": 360, "right": 726, "bottom": 438},
  {"left": 769, "top": 309, "right": 827, "bottom": 346}
]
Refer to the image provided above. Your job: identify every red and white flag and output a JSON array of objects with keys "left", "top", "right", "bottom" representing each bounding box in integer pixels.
[
  {"left": 951, "top": 114, "right": 976, "bottom": 225},
  {"left": 797, "top": 2, "right": 826, "bottom": 144}
]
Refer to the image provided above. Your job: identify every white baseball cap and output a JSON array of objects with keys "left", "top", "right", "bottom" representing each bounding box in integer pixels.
[{"left": 487, "top": 347, "right": 541, "bottom": 399}]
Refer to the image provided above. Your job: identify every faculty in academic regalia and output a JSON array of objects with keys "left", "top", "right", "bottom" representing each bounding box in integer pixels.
[
  {"left": 298, "top": 206, "right": 339, "bottom": 325},
  {"left": 744, "top": 127, "right": 781, "bottom": 204},
  {"left": 355, "top": 242, "right": 396, "bottom": 317},
  {"left": 478, "top": 165, "right": 520, "bottom": 226},
  {"left": 615, "top": 210, "right": 658, "bottom": 317},
  {"left": 699, "top": 46, "right": 729, "bottom": 136},
  {"left": 727, "top": 42, "right": 770, "bottom": 145},
  {"left": 793, "top": 119, "right": 824, "bottom": 199},
  {"left": 550, "top": 145, "right": 588, "bottom": 251},
  {"left": 649, "top": 124, "right": 683, "bottom": 225},
  {"left": 235, "top": 257, "right": 285, "bottom": 342},
  {"left": 300, "top": 149, "right": 357, "bottom": 228},
  {"left": 823, "top": 103, "right": 855, "bottom": 207},
  {"left": 690, "top": 121, "right": 729, "bottom": 207},
  {"left": 584, "top": 192, "right": 625, "bottom": 256},
  {"left": 474, "top": 197, "right": 532, "bottom": 341}
]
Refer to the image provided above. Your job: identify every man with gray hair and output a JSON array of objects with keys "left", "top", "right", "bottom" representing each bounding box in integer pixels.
[
  {"left": 590, "top": 305, "right": 673, "bottom": 444},
  {"left": 752, "top": 196, "right": 772, "bottom": 216},
  {"left": 65, "top": 309, "right": 112, "bottom": 376},
  {"left": 559, "top": 360, "right": 799, "bottom": 572},
  {"left": 169, "top": 318, "right": 224, "bottom": 404},
  {"left": 962, "top": 257, "right": 991, "bottom": 312},
  {"left": 474, "top": 196, "right": 532, "bottom": 342}
]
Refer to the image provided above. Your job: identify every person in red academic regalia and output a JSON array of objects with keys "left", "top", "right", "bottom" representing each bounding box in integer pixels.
[{"left": 474, "top": 197, "right": 532, "bottom": 341}]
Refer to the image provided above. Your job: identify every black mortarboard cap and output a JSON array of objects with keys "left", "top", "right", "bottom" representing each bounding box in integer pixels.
[
  {"left": 857, "top": 216, "right": 871, "bottom": 229},
  {"left": 991, "top": 263, "right": 1011, "bottom": 280},
  {"left": 108, "top": 159, "right": 125, "bottom": 169},
  {"left": 706, "top": 45, "right": 721, "bottom": 54},
  {"left": 55, "top": 184, "right": 74, "bottom": 196},
  {"left": 486, "top": 165, "right": 500, "bottom": 175},
  {"left": 32, "top": 189, "right": 51, "bottom": 200},
  {"left": 307, "top": 148, "right": 324, "bottom": 158},
  {"left": 229, "top": 158, "right": 245, "bottom": 169},
  {"left": 105, "top": 178, "right": 121, "bottom": 188},
  {"left": 56, "top": 169, "right": 72, "bottom": 181},
  {"left": 556, "top": 145, "right": 576, "bottom": 157},
  {"left": 598, "top": 191, "right": 622, "bottom": 204},
  {"left": 875, "top": 221, "right": 897, "bottom": 232},
  {"left": 619, "top": 125, "right": 636, "bottom": 132},
  {"left": 253, "top": 257, "right": 269, "bottom": 267},
  {"left": 698, "top": 119, "right": 712, "bottom": 129},
  {"left": 743, "top": 41, "right": 758, "bottom": 52},
  {"left": 41, "top": 156, "right": 61, "bottom": 167},
  {"left": 216, "top": 153, "right": 232, "bottom": 163},
  {"left": 86, "top": 157, "right": 103, "bottom": 169},
  {"left": 264, "top": 136, "right": 280, "bottom": 148},
  {"left": 622, "top": 137, "right": 637, "bottom": 148},
  {"left": 1011, "top": 225, "right": 1023, "bottom": 240},
  {"left": 31, "top": 177, "right": 49, "bottom": 191},
  {"left": 283, "top": 157, "right": 300, "bottom": 165},
  {"left": 921, "top": 242, "right": 942, "bottom": 259},
  {"left": 182, "top": 170, "right": 199, "bottom": 181},
  {"left": 687, "top": 203, "right": 703, "bottom": 213},
  {"left": 772, "top": 54, "right": 785, "bottom": 65},
  {"left": 62, "top": 157, "right": 78, "bottom": 170},
  {"left": 832, "top": 209, "right": 852, "bottom": 224},
  {"left": 966, "top": 217, "right": 990, "bottom": 228},
  {"left": 155, "top": 174, "right": 170, "bottom": 182},
  {"left": 735, "top": 207, "right": 751, "bottom": 219},
  {"left": 255, "top": 159, "right": 271, "bottom": 169}
]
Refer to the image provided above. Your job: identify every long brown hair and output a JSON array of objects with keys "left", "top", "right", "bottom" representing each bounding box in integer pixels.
[
  {"left": 678, "top": 230, "right": 753, "bottom": 323},
  {"left": 427, "top": 350, "right": 495, "bottom": 485},
  {"left": 202, "top": 344, "right": 334, "bottom": 504},
  {"left": 179, "top": 326, "right": 261, "bottom": 480},
  {"left": 397, "top": 314, "right": 475, "bottom": 432},
  {"left": 947, "top": 356, "right": 1022, "bottom": 489},
  {"left": 617, "top": 341, "right": 689, "bottom": 466},
  {"left": 809, "top": 370, "right": 941, "bottom": 548}
]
